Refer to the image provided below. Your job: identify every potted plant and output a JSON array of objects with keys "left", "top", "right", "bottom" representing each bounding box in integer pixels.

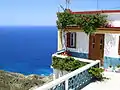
[
  {"left": 60, "top": 50, "right": 71, "bottom": 56},
  {"left": 107, "top": 65, "right": 113, "bottom": 72},
  {"left": 115, "top": 64, "right": 120, "bottom": 72}
]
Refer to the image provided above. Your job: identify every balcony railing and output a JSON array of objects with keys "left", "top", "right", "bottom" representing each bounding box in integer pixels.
[{"left": 34, "top": 53, "right": 100, "bottom": 90}]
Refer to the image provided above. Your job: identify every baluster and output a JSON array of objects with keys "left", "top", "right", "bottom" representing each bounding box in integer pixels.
[{"left": 65, "top": 80, "right": 68, "bottom": 90}]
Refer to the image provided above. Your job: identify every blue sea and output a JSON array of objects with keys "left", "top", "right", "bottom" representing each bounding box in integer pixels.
[{"left": 0, "top": 26, "right": 57, "bottom": 76}]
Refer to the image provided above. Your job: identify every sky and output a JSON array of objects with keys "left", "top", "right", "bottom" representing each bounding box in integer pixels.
[{"left": 0, "top": 0, "right": 120, "bottom": 26}]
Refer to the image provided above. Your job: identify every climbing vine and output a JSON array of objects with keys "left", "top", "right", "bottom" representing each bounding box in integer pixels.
[
  {"left": 56, "top": 10, "right": 108, "bottom": 35},
  {"left": 56, "top": 9, "right": 75, "bottom": 29}
]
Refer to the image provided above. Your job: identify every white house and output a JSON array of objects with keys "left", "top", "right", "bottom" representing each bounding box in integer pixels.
[{"left": 57, "top": 10, "right": 120, "bottom": 68}]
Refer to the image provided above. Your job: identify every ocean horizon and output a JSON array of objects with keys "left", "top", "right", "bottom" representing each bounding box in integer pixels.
[{"left": 0, "top": 26, "right": 57, "bottom": 76}]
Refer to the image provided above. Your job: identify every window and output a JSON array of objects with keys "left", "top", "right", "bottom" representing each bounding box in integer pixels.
[
  {"left": 92, "top": 36, "right": 95, "bottom": 48},
  {"left": 118, "top": 36, "right": 120, "bottom": 55},
  {"left": 67, "top": 32, "right": 76, "bottom": 48}
]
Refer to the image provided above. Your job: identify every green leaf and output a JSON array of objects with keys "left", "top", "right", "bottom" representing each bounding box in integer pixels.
[
  {"left": 57, "top": 12, "right": 108, "bottom": 35},
  {"left": 52, "top": 56, "right": 87, "bottom": 72}
]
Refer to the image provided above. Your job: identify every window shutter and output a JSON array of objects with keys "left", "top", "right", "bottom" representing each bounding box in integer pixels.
[
  {"left": 118, "top": 36, "right": 120, "bottom": 55},
  {"left": 74, "top": 32, "right": 76, "bottom": 48},
  {"left": 67, "top": 32, "right": 70, "bottom": 47}
]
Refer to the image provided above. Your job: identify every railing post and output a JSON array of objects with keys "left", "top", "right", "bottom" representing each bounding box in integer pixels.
[
  {"left": 65, "top": 79, "right": 68, "bottom": 90},
  {"left": 96, "top": 60, "right": 101, "bottom": 67},
  {"left": 53, "top": 74, "right": 56, "bottom": 80}
]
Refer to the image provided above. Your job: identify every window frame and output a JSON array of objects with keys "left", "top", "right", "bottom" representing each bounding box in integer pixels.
[
  {"left": 118, "top": 36, "right": 120, "bottom": 55},
  {"left": 67, "top": 32, "right": 76, "bottom": 48}
]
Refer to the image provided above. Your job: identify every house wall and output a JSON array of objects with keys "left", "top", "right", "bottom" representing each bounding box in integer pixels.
[
  {"left": 67, "top": 32, "right": 120, "bottom": 68},
  {"left": 58, "top": 30, "right": 62, "bottom": 51},
  {"left": 104, "top": 33, "right": 120, "bottom": 68},
  {"left": 67, "top": 13, "right": 120, "bottom": 67},
  {"left": 57, "top": 12, "right": 120, "bottom": 68},
  {"left": 103, "top": 13, "right": 120, "bottom": 27},
  {"left": 67, "top": 32, "right": 120, "bottom": 58},
  {"left": 67, "top": 32, "right": 89, "bottom": 59},
  {"left": 104, "top": 33, "right": 119, "bottom": 57},
  {"left": 58, "top": 13, "right": 120, "bottom": 50}
]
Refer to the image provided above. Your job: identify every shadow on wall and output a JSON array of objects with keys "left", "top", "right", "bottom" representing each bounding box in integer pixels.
[
  {"left": 69, "top": 52, "right": 88, "bottom": 59},
  {"left": 104, "top": 34, "right": 117, "bottom": 56}
]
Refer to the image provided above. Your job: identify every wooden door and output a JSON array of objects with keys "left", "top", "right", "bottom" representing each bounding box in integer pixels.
[{"left": 89, "top": 34, "right": 104, "bottom": 65}]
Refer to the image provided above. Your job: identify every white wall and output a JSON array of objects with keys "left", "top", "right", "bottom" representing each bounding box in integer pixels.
[
  {"left": 53, "top": 69, "right": 69, "bottom": 80},
  {"left": 68, "top": 32, "right": 89, "bottom": 53},
  {"left": 103, "top": 13, "right": 120, "bottom": 27},
  {"left": 104, "top": 12, "right": 120, "bottom": 57},
  {"left": 104, "top": 33, "right": 120, "bottom": 58},
  {"left": 67, "top": 13, "right": 120, "bottom": 54},
  {"left": 61, "top": 13, "right": 120, "bottom": 55},
  {"left": 67, "top": 32, "right": 120, "bottom": 58}
]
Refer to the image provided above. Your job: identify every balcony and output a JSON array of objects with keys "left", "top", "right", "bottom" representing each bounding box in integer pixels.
[{"left": 34, "top": 50, "right": 100, "bottom": 90}]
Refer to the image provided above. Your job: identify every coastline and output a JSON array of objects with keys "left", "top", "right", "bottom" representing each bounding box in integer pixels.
[{"left": 0, "top": 70, "right": 53, "bottom": 90}]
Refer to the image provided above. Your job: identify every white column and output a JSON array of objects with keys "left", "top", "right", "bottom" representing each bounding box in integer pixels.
[
  {"left": 65, "top": 79, "right": 68, "bottom": 90},
  {"left": 58, "top": 30, "right": 63, "bottom": 51},
  {"left": 53, "top": 74, "right": 56, "bottom": 80}
]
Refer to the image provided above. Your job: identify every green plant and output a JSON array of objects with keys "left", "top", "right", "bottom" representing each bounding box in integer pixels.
[
  {"left": 52, "top": 56, "right": 87, "bottom": 72},
  {"left": 57, "top": 11, "right": 108, "bottom": 35},
  {"left": 56, "top": 8, "right": 75, "bottom": 51},
  {"left": 117, "top": 64, "right": 120, "bottom": 68},
  {"left": 57, "top": 10, "right": 75, "bottom": 29},
  {"left": 109, "top": 65, "right": 112, "bottom": 68},
  {"left": 76, "top": 14, "right": 107, "bottom": 34},
  {"left": 88, "top": 67, "right": 104, "bottom": 81}
]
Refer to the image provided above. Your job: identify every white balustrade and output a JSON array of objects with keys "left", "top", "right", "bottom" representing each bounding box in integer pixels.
[{"left": 34, "top": 59, "right": 100, "bottom": 90}]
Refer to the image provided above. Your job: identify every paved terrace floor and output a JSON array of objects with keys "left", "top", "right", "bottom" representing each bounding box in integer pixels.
[{"left": 82, "top": 72, "right": 120, "bottom": 90}]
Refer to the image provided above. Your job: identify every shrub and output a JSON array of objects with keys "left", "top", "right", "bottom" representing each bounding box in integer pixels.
[
  {"left": 52, "top": 56, "right": 87, "bottom": 72},
  {"left": 117, "top": 64, "right": 120, "bottom": 68},
  {"left": 88, "top": 67, "right": 105, "bottom": 81}
]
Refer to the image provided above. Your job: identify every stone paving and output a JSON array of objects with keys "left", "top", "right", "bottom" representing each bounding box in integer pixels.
[{"left": 82, "top": 72, "right": 120, "bottom": 90}]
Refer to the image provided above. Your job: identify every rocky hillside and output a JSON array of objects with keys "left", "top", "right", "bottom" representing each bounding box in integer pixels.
[{"left": 0, "top": 70, "right": 53, "bottom": 90}]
